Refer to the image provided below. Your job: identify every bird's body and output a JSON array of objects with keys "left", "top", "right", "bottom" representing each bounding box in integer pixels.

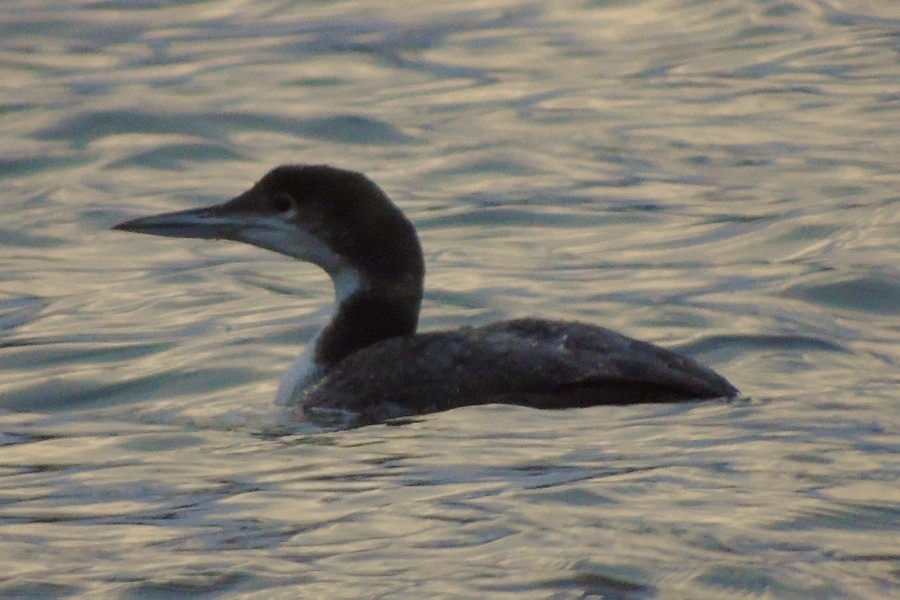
[
  {"left": 114, "top": 165, "right": 738, "bottom": 428},
  {"left": 301, "top": 317, "right": 736, "bottom": 427}
]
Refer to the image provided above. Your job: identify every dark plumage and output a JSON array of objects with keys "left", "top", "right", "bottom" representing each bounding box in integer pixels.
[
  {"left": 304, "top": 318, "right": 737, "bottom": 427},
  {"left": 114, "top": 164, "right": 738, "bottom": 428}
]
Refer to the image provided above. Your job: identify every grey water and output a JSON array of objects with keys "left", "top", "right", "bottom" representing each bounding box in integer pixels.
[{"left": 1, "top": 0, "right": 898, "bottom": 597}]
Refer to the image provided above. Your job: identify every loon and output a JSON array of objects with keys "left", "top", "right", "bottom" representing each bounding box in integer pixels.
[{"left": 114, "top": 164, "right": 738, "bottom": 427}]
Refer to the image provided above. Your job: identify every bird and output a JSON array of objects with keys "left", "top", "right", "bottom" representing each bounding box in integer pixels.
[{"left": 114, "top": 164, "right": 738, "bottom": 428}]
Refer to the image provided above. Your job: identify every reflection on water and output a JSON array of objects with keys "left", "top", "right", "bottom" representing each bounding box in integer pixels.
[{"left": 0, "top": 0, "right": 898, "bottom": 597}]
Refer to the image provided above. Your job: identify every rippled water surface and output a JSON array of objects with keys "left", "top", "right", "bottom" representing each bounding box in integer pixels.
[{"left": 1, "top": 0, "right": 898, "bottom": 597}]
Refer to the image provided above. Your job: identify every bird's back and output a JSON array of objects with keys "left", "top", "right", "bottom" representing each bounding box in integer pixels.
[{"left": 301, "top": 318, "right": 738, "bottom": 426}]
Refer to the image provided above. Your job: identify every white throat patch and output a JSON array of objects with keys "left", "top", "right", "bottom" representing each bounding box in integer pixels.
[
  {"left": 332, "top": 266, "right": 364, "bottom": 304},
  {"left": 274, "top": 340, "right": 323, "bottom": 406},
  {"left": 274, "top": 265, "right": 364, "bottom": 406}
]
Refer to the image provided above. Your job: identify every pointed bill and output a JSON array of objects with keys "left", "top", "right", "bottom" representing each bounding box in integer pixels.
[
  {"left": 113, "top": 197, "right": 346, "bottom": 274},
  {"left": 112, "top": 205, "right": 244, "bottom": 241}
]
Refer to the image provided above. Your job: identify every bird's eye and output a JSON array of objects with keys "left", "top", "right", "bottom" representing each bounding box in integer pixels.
[{"left": 270, "top": 193, "right": 295, "bottom": 213}]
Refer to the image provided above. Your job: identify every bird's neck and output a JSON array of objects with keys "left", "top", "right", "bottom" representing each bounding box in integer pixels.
[
  {"left": 274, "top": 267, "right": 422, "bottom": 406},
  {"left": 316, "top": 284, "right": 421, "bottom": 369}
]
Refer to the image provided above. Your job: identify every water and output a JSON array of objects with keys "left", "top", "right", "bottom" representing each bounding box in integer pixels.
[{"left": 1, "top": 0, "right": 898, "bottom": 597}]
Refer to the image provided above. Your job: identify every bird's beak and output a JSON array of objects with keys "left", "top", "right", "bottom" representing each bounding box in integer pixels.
[
  {"left": 112, "top": 193, "right": 338, "bottom": 270},
  {"left": 112, "top": 202, "right": 246, "bottom": 242}
]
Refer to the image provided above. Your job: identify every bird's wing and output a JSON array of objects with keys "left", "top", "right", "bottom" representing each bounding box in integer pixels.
[{"left": 302, "top": 318, "right": 736, "bottom": 423}]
